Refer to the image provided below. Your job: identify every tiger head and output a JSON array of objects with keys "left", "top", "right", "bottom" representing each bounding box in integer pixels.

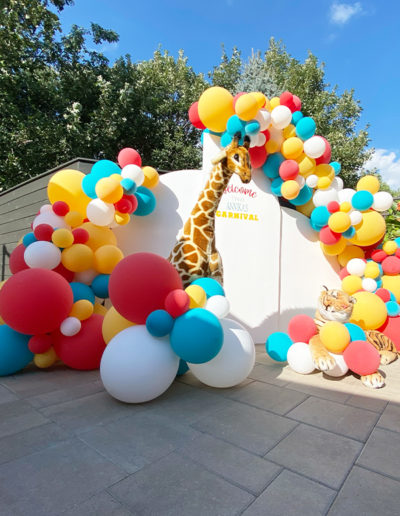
[{"left": 318, "top": 286, "right": 356, "bottom": 323}]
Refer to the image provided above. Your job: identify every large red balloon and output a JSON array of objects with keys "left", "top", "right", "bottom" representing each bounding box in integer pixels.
[
  {"left": 53, "top": 314, "right": 105, "bottom": 370},
  {"left": 117, "top": 147, "right": 142, "bottom": 168},
  {"left": 288, "top": 314, "right": 317, "bottom": 343},
  {"left": 379, "top": 316, "right": 400, "bottom": 351},
  {"left": 343, "top": 340, "right": 380, "bottom": 376},
  {"left": 9, "top": 244, "right": 29, "bottom": 275},
  {"left": 0, "top": 269, "right": 73, "bottom": 335},
  {"left": 109, "top": 253, "right": 183, "bottom": 324},
  {"left": 188, "top": 102, "right": 206, "bottom": 130}
]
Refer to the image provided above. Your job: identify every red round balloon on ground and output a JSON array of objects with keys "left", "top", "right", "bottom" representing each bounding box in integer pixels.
[
  {"left": 288, "top": 314, "right": 317, "bottom": 343},
  {"left": 382, "top": 256, "right": 400, "bottom": 275},
  {"left": 109, "top": 253, "right": 183, "bottom": 324},
  {"left": 28, "top": 334, "right": 53, "bottom": 354},
  {"left": 34, "top": 223, "right": 53, "bottom": 241},
  {"left": 117, "top": 147, "right": 142, "bottom": 168},
  {"left": 375, "top": 288, "right": 391, "bottom": 303},
  {"left": 379, "top": 316, "right": 400, "bottom": 351},
  {"left": 188, "top": 102, "right": 206, "bottom": 130},
  {"left": 320, "top": 226, "right": 341, "bottom": 245},
  {"left": 315, "top": 137, "right": 331, "bottom": 165},
  {"left": 9, "top": 244, "right": 29, "bottom": 274},
  {"left": 249, "top": 145, "right": 267, "bottom": 169},
  {"left": 343, "top": 340, "right": 380, "bottom": 376},
  {"left": 0, "top": 268, "right": 73, "bottom": 335},
  {"left": 279, "top": 160, "right": 299, "bottom": 181},
  {"left": 53, "top": 314, "right": 105, "bottom": 370},
  {"left": 164, "top": 289, "right": 190, "bottom": 318}
]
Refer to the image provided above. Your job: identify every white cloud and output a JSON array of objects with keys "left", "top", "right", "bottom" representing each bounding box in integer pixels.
[
  {"left": 364, "top": 149, "right": 400, "bottom": 188},
  {"left": 330, "top": 2, "right": 362, "bottom": 24}
]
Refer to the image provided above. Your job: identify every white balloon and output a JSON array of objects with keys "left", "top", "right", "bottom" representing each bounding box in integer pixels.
[
  {"left": 347, "top": 258, "right": 366, "bottom": 276},
  {"left": 32, "top": 211, "right": 69, "bottom": 230},
  {"left": 255, "top": 109, "right": 271, "bottom": 131},
  {"left": 249, "top": 133, "right": 259, "bottom": 148},
  {"left": 40, "top": 204, "right": 53, "bottom": 213},
  {"left": 324, "top": 352, "right": 348, "bottom": 378},
  {"left": 331, "top": 177, "right": 344, "bottom": 191},
  {"left": 60, "top": 316, "right": 81, "bottom": 336},
  {"left": 337, "top": 188, "right": 356, "bottom": 204},
  {"left": 205, "top": 295, "right": 230, "bottom": 319},
  {"left": 306, "top": 174, "right": 318, "bottom": 188},
  {"left": 287, "top": 342, "right": 315, "bottom": 374},
  {"left": 350, "top": 210, "right": 363, "bottom": 226},
  {"left": 295, "top": 175, "right": 305, "bottom": 188},
  {"left": 303, "top": 136, "right": 326, "bottom": 159},
  {"left": 100, "top": 325, "right": 179, "bottom": 403},
  {"left": 271, "top": 105, "right": 292, "bottom": 130},
  {"left": 86, "top": 199, "right": 115, "bottom": 227},
  {"left": 313, "top": 187, "right": 339, "bottom": 207},
  {"left": 256, "top": 132, "right": 266, "bottom": 147},
  {"left": 189, "top": 318, "right": 255, "bottom": 388},
  {"left": 373, "top": 191, "right": 393, "bottom": 212},
  {"left": 74, "top": 269, "right": 98, "bottom": 285},
  {"left": 121, "top": 164, "right": 144, "bottom": 186},
  {"left": 362, "top": 277, "right": 377, "bottom": 292},
  {"left": 268, "top": 127, "right": 284, "bottom": 148},
  {"left": 24, "top": 241, "right": 61, "bottom": 269}
]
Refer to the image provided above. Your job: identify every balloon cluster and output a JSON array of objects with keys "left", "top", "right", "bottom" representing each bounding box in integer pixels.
[{"left": 100, "top": 253, "right": 256, "bottom": 403}]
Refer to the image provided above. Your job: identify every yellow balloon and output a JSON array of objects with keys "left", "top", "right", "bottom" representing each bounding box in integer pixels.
[
  {"left": 315, "top": 164, "right": 334, "bottom": 178},
  {"left": 95, "top": 177, "right": 123, "bottom": 204},
  {"left": 382, "top": 240, "right": 397, "bottom": 255},
  {"left": 102, "top": 306, "right": 135, "bottom": 344},
  {"left": 357, "top": 175, "right": 380, "bottom": 194},
  {"left": 320, "top": 237, "right": 347, "bottom": 256},
  {"left": 342, "top": 275, "right": 362, "bottom": 295},
  {"left": 350, "top": 291, "right": 387, "bottom": 330},
  {"left": 61, "top": 244, "right": 94, "bottom": 272},
  {"left": 281, "top": 137, "right": 303, "bottom": 160},
  {"left": 364, "top": 262, "right": 381, "bottom": 279},
  {"left": 320, "top": 321, "right": 350, "bottom": 353},
  {"left": 270, "top": 97, "right": 280, "bottom": 109},
  {"left": 48, "top": 169, "right": 91, "bottom": 218},
  {"left": 94, "top": 245, "right": 124, "bottom": 274},
  {"left": 34, "top": 348, "right": 58, "bottom": 369},
  {"left": 328, "top": 212, "right": 351, "bottom": 233},
  {"left": 349, "top": 210, "right": 386, "bottom": 247},
  {"left": 235, "top": 93, "right": 259, "bottom": 121},
  {"left": 265, "top": 139, "right": 281, "bottom": 154},
  {"left": 249, "top": 91, "right": 266, "bottom": 109},
  {"left": 142, "top": 166, "right": 159, "bottom": 189},
  {"left": 185, "top": 285, "right": 207, "bottom": 309},
  {"left": 78, "top": 222, "right": 117, "bottom": 251},
  {"left": 64, "top": 211, "right": 84, "bottom": 228},
  {"left": 93, "top": 302, "right": 108, "bottom": 316},
  {"left": 338, "top": 245, "right": 365, "bottom": 267},
  {"left": 296, "top": 198, "right": 315, "bottom": 217},
  {"left": 52, "top": 228, "right": 74, "bottom": 248},
  {"left": 263, "top": 97, "right": 271, "bottom": 111},
  {"left": 317, "top": 177, "right": 332, "bottom": 189},
  {"left": 340, "top": 202, "right": 352, "bottom": 213},
  {"left": 281, "top": 180, "right": 300, "bottom": 200},
  {"left": 198, "top": 87, "right": 234, "bottom": 132},
  {"left": 283, "top": 124, "right": 296, "bottom": 139},
  {"left": 382, "top": 275, "right": 400, "bottom": 301},
  {"left": 70, "top": 299, "right": 94, "bottom": 321},
  {"left": 296, "top": 154, "right": 316, "bottom": 176},
  {"left": 114, "top": 212, "right": 130, "bottom": 226}
]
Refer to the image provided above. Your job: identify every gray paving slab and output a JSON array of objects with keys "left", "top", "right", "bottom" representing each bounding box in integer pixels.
[
  {"left": 357, "top": 427, "right": 400, "bottom": 480},
  {"left": 0, "top": 438, "right": 127, "bottom": 516},
  {"left": 286, "top": 396, "right": 379, "bottom": 441},
  {"left": 62, "top": 491, "right": 132, "bottom": 516},
  {"left": 377, "top": 402, "right": 400, "bottom": 432},
  {"left": 328, "top": 466, "right": 400, "bottom": 515},
  {"left": 26, "top": 379, "right": 104, "bottom": 409},
  {"left": 109, "top": 452, "right": 254, "bottom": 516},
  {"left": 79, "top": 412, "right": 200, "bottom": 474},
  {"left": 282, "top": 381, "right": 351, "bottom": 403},
  {"left": 225, "top": 380, "right": 308, "bottom": 415},
  {"left": 178, "top": 433, "right": 282, "bottom": 495},
  {"left": 0, "top": 400, "right": 49, "bottom": 439},
  {"left": 242, "top": 469, "right": 336, "bottom": 516},
  {"left": 266, "top": 423, "right": 363, "bottom": 489},
  {"left": 192, "top": 401, "right": 298, "bottom": 455},
  {"left": 345, "top": 394, "right": 388, "bottom": 413},
  {"left": 248, "top": 363, "right": 290, "bottom": 386},
  {"left": 0, "top": 385, "right": 18, "bottom": 405}
]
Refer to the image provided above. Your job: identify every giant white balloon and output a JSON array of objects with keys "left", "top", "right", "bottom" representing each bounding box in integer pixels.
[
  {"left": 24, "top": 241, "right": 61, "bottom": 269},
  {"left": 188, "top": 318, "right": 255, "bottom": 388},
  {"left": 324, "top": 352, "right": 349, "bottom": 378},
  {"left": 287, "top": 342, "right": 315, "bottom": 374},
  {"left": 100, "top": 325, "right": 179, "bottom": 403}
]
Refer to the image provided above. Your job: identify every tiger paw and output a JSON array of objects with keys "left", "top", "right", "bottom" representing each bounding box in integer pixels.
[
  {"left": 313, "top": 354, "right": 336, "bottom": 372},
  {"left": 361, "top": 372, "right": 385, "bottom": 389},
  {"left": 379, "top": 351, "right": 398, "bottom": 365}
]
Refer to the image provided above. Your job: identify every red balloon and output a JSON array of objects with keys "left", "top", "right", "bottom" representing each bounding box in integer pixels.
[
  {"left": 109, "top": 253, "right": 183, "bottom": 324},
  {"left": 262, "top": 129, "right": 270, "bottom": 142},
  {"left": 288, "top": 314, "right": 317, "bottom": 343},
  {"left": 9, "top": 244, "right": 29, "bottom": 275},
  {"left": 52, "top": 262, "right": 74, "bottom": 282},
  {"left": 382, "top": 256, "right": 400, "bottom": 275},
  {"left": 118, "top": 148, "right": 142, "bottom": 168},
  {"left": 0, "top": 269, "right": 73, "bottom": 335},
  {"left": 343, "top": 340, "right": 380, "bottom": 376},
  {"left": 395, "top": 248, "right": 400, "bottom": 259},
  {"left": 339, "top": 267, "right": 349, "bottom": 280},
  {"left": 249, "top": 145, "right": 267, "bottom": 169},
  {"left": 370, "top": 249, "right": 387, "bottom": 263},
  {"left": 165, "top": 289, "right": 190, "bottom": 318},
  {"left": 53, "top": 314, "right": 105, "bottom": 370},
  {"left": 375, "top": 288, "right": 391, "bottom": 303},
  {"left": 34, "top": 223, "right": 53, "bottom": 241},
  {"left": 315, "top": 137, "right": 331, "bottom": 165},
  {"left": 188, "top": 102, "right": 206, "bottom": 130},
  {"left": 292, "top": 95, "right": 302, "bottom": 111},
  {"left": 360, "top": 237, "right": 384, "bottom": 252},
  {"left": 327, "top": 201, "right": 340, "bottom": 213},
  {"left": 72, "top": 228, "right": 89, "bottom": 244},
  {"left": 279, "top": 160, "right": 299, "bottom": 181},
  {"left": 379, "top": 316, "right": 400, "bottom": 351},
  {"left": 320, "top": 226, "right": 341, "bottom": 245},
  {"left": 279, "top": 91, "right": 296, "bottom": 112},
  {"left": 28, "top": 334, "right": 53, "bottom": 354},
  {"left": 52, "top": 201, "right": 70, "bottom": 216}
]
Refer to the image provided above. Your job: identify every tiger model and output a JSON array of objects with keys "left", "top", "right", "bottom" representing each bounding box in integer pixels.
[{"left": 309, "top": 286, "right": 399, "bottom": 389}]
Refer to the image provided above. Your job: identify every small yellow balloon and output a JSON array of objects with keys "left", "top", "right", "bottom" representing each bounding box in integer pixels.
[
  {"left": 47, "top": 169, "right": 91, "bottom": 218},
  {"left": 320, "top": 237, "right": 347, "bottom": 256},
  {"left": 340, "top": 202, "right": 352, "bottom": 213},
  {"left": 281, "top": 180, "right": 300, "bottom": 200},
  {"left": 64, "top": 211, "right": 84, "bottom": 228},
  {"left": 265, "top": 139, "right": 281, "bottom": 154},
  {"left": 350, "top": 291, "right": 387, "bottom": 330},
  {"left": 328, "top": 212, "right": 351, "bottom": 233},
  {"left": 95, "top": 177, "right": 123, "bottom": 204},
  {"left": 249, "top": 91, "right": 266, "bottom": 109},
  {"left": 185, "top": 285, "right": 207, "bottom": 309},
  {"left": 317, "top": 177, "right": 332, "bottom": 189},
  {"left": 357, "top": 175, "right": 380, "bottom": 194},
  {"left": 382, "top": 240, "right": 397, "bottom": 255},
  {"left": 70, "top": 299, "right": 94, "bottom": 321},
  {"left": 34, "top": 348, "right": 58, "bottom": 369},
  {"left": 78, "top": 222, "right": 117, "bottom": 251},
  {"left": 235, "top": 93, "right": 259, "bottom": 121},
  {"left": 270, "top": 97, "right": 280, "bottom": 109},
  {"left": 364, "top": 262, "right": 381, "bottom": 279},
  {"left": 198, "top": 87, "right": 235, "bottom": 132},
  {"left": 93, "top": 302, "right": 108, "bottom": 316},
  {"left": 382, "top": 275, "right": 400, "bottom": 301},
  {"left": 142, "top": 166, "right": 159, "bottom": 189},
  {"left": 342, "top": 275, "right": 362, "bottom": 295},
  {"left": 94, "top": 245, "right": 124, "bottom": 274},
  {"left": 61, "top": 244, "right": 94, "bottom": 272},
  {"left": 52, "top": 228, "right": 74, "bottom": 248},
  {"left": 296, "top": 154, "right": 316, "bottom": 176},
  {"left": 320, "top": 321, "right": 350, "bottom": 353},
  {"left": 349, "top": 210, "right": 386, "bottom": 247},
  {"left": 102, "top": 306, "right": 135, "bottom": 344},
  {"left": 338, "top": 245, "right": 365, "bottom": 267},
  {"left": 283, "top": 124, "right": 296, "bottom": 139},
  {"left": 281, "top": 137, "right": 303, "bottom": 160},
  {"left": 114, "top": 212, "right": 130, "bottom": 226}
]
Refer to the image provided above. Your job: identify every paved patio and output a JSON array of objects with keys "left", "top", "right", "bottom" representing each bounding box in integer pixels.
[{"left": 1, "top": 345, "right": 400, "bottom": 515}]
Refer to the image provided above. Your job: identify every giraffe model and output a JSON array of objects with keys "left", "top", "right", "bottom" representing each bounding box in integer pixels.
[{"left": 168, "top": 134, "right": 252, "bottom": 287}]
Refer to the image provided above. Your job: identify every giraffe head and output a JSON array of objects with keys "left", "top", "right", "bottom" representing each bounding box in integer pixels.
[{"left": 211, "top": 133, "right": 252, "bottom": 184}]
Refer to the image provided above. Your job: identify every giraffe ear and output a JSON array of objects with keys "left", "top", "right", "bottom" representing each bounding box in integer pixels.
[
  {"left": 211, "top": 150, "right": 227, "bottom": 165},
  {"left": 243, "top": 135, "right": 250, "bottom": 150},
  {"left": 231, "top": 131, "right": 241, "bottom": 148}
]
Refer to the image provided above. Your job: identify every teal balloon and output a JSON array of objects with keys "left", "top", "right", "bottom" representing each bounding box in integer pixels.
[
  {"left": 376, "top": 278, "right": 383, "bottom": 289},
  {"left": 344, "top": 323, "right": 366, "bottom": 342},
  {"left": 291, "top": 111, "right": 304, "bottom": 125},
  {"left": 22, "top": 232, "right": 37, "bottom": 247},
  {"left": 176, "top": 359, "right": 189, "bottom": 376},
  {"left": 245, "top": 120, "right": 260, "bottom": 135},
  {"left": 227, "top": 115, "right": 246, "bottom": 136},
  {"left": 351, "top": 190, "right": 373, "bottom": 211},
  {"left": 271, "top": 177, "right": 283, "bottom": 196},
  {"left": 121, "top": 178, "right": 136, "bottom": 193},
  {"left": 146, "top": 309, "right": 174, "bottom": 337},
  {"left": 262, "top": 153, "right": 285, "bottom": 179},
  {"left": 311, "top": 206, "right": 330, "bottom": 229},
  {"left": 0, "top": 326, "right": 33, "bottom": 376},
  {"left": 134, "top": 186, "right": 156, "bottom": 216},
  {"left": 342, "top": 226, "right": 356, "bottom": 239},
  {"left": 220, "top": 132, "right": 232, "bottom": 147},
  {"left": 191, "top": 277, "right": 224, "bottom": 298},
  {"left": 91, "top": 274, "right": 110, "bottom": 299},
  {"left": 386, "top": 301, "right": 400, "bottom": 317},
  {"left": 70, "top": 282, "right": 95, "bottom": 305},
  {"left": 266, "top": 332, "right": 293, "bottom": 362},
  {"left": 82, "top": 160, "right": 121, "bottom": 198},
  {"left": 330, "top": 161, "right": 341, "bottom": 175},
  {"left": 170, "top": 308, "right": 223, "bottom": 364},
  {"left": 289, "top": 185, "right": 313, "bottom": 206},
  {"left": 295, "top": 117, "right": 316, "bottom": 141}
]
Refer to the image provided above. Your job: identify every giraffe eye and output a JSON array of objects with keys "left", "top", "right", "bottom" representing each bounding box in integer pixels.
[{"left": 234, "top": 154, "right": 239, "bottom": 161}]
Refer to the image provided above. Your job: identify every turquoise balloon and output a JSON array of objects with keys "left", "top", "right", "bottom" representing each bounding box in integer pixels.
[
  {"left": 91, "top": 274, "right": 110, "bottom": 299},
  {"left": 192, "top": 277, "right": 224, "bottom": 298},
  {"left": 82, "top": 160, "right": 121, "bottom": 198},
  {"left": 22, "top": 232, "right": 37, "bottom": 248},
  {"left": 289, "top": 185, "right": 313, "bottom": 206},
  {"left": 344, "top": 323, "right": 366, "bottom": 342},
  {"left": 351, "top": 190, "right": 373, "bottom": 211},
  {"left": 146, "top": 309, "right": 174, "bottom": 337},
  {"left": 295, "top": 117, "right": 316, "bottom": 141},
  {"left": 342, "top": 226, "right": 356, "bottom": 239},
  {"left": 386, "top": 301, "right": 400, "bottom": 317},
  {"left": 245, "top": 120, "right": 260, "bottom": 135},
  {"left": 170, "top": 308, "right": 223, "bottom": 364},
  {"left": 376, "top": 279, "right": 383, "bottom": 289},
  {"left": 271, "top": 177, "right": 283, "bottom": 196},
  {"left": 262, "top": 153, "right": 285, "bottom": 179},
  {"left": 220, "top": 132, "right": 232, "bottom": 147},
  {"left": 120, "top": 178, "right": 136, "bottom": 193},
  {"left": 0, "top": 326, "right": 33, "bottom": 376},
  {"left": 311, "top": 206, "right": 330, "bottom": 229},
  {"left": 226, "top": 115, "right": 246, "bottom": 136},
  {"left": 291, "top": 111, "right": 304, "bottom": 125},
  {"left": 176, "top": 359, "right": 189, "bottom": 376},
  {"left": 134, "top": 186, "right": 156, "bottom": 216},
  {"left": 266, "top": 332, "right": 293, "bottom": 362},
  {"left": 330, "top": 161, "right": 341, "bottom": 175},
  {"left": 70, "top": 282, "right": 95, "bottom": 305}
]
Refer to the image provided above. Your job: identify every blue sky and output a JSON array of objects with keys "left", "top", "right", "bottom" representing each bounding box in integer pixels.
[{"left": 58, "top": 1, "right": 400, "bottom": 186}]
